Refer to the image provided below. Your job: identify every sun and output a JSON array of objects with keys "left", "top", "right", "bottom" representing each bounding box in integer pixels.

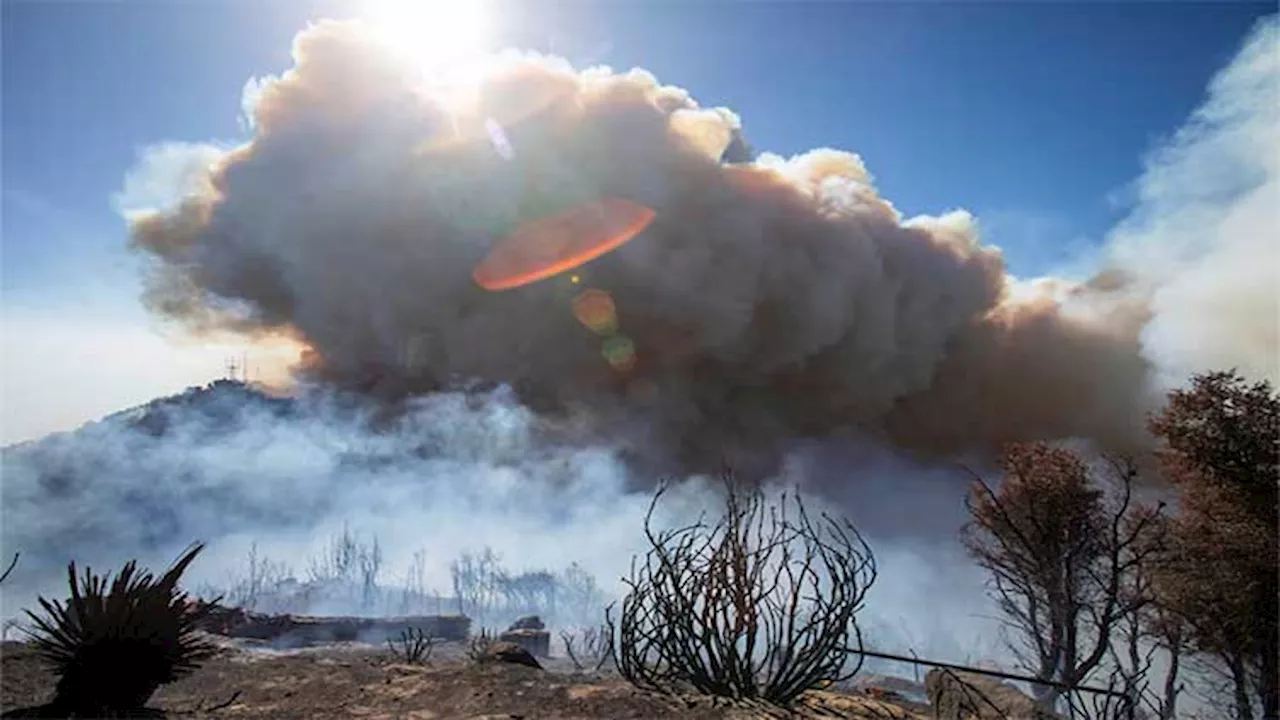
[{"left": 361, "top": 0, "right": 493, "bottom": 97}]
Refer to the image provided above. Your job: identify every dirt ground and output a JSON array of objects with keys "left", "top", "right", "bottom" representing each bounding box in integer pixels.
[{"left": 1, "top": 638, "right": 933, "bottom": 719}]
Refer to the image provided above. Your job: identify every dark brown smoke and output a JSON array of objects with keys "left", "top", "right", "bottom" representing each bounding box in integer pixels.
[{"left": 128, "top": 19, "right": 1162, "bottom": 472}]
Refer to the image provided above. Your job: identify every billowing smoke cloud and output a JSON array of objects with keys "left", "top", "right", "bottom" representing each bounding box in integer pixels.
[
  {"left": 125, "top": 19, "right": 1180, "bottom": 473},
  {"left": 4, "top": 15, "right": 1272, "bottom": 688}
]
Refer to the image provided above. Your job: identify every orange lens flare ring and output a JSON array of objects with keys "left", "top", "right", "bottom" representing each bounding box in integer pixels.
[{"left": 472, "top": 197, "right": 656, "bottom": 291}]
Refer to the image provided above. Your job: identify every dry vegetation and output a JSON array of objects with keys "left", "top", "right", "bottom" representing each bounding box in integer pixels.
[
  {"left": 608, "top": 476, "right": 876, "bottom": 705},
  {"left": 1, "top": 370, "right": 1275, "bottom": 720},
  {"left": 13, "top": 545, "right": 218, "bottom": 717},
  {"left": 961, "top": 370, "right": 1277, "bottom": 719}
]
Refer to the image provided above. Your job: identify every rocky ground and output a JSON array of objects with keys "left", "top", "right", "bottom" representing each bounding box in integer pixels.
[{"left": 1, "top": 638, "right": 935, "bottom": 719}]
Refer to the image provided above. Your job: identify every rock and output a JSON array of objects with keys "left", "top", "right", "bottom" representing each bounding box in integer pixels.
[
  {"left": 480, "top": 641, "right": 543, "bottom": 669},
  {"left": 864, "top": 688, "right": 904, "bottom": 702},
  {"left": 855, "top": 673, "right": 928, "bottom": 702},
  {"left": 925, "top": 668, "right": 1064, "bottom": 720},
  {"left": 507, "top": 615, "right": 545, "bottom": 631},
  {"left": 498, "top": 629, "right": 551, "bottom": 658}
]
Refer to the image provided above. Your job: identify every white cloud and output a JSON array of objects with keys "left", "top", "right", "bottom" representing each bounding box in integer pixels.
[
  {"left": 238, "top": 75, "right": 275, "bottom": 134},
  {"left": 112, "top": 141, "right": 230, "bottom": 220}
]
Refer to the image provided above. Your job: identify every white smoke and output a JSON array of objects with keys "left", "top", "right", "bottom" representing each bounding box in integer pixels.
[
  {"left": 1107, "top": 14, "right": 1279, "bottom": 386},
  {"left": 0, "top": 382, "right": 1005, "bottom": 664}
]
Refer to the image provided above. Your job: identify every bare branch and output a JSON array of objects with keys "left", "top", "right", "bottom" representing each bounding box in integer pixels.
[
  {"left": 0, "top": 552, "right": 18, "bottom": 584},
  {"left": 608, "top": 472, "right": 876, "bottom": 705},
  {"left": 386, "top": 627, "right": 435, "bottom": 664},
  {"left": 561, "top": 623, "right": 614, "bottom": 673},
  {"left": 961, "top": 443, "right": 1168, "bottom": 712}
]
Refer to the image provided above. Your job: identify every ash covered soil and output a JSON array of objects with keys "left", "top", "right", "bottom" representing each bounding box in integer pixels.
[{"left": 1, "top": 639, "right": 931, "bottom": 719}]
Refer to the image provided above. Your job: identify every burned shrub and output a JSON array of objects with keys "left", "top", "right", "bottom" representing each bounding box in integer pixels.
[
  {"left": 608, "top": 474, "right": 877, "bottom": 705},
  {"left": 467, "top": 626, "right": 496, "bottom": 664},
  {"left": 561, "top": 623, "right": 614, "bottom": 673},
  {"left": 22, "top": 544, "right": 218, "bottom": 717},
  {"left": 387, "top": 627, "right": 435, "bottom": 664}
]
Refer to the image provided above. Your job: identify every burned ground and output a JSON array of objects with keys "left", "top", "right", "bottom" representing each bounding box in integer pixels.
[{"left": 1, "top": 638, "right": 932, "bottom": 719}]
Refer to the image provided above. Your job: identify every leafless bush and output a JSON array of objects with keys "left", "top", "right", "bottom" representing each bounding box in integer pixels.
[
  {"left": 561, "top": 623, "right": 614, "bottom": 673},
  {"left": 303, "top": 524, "right": 384, "bottom": 611},
  {"left": 449, "top": 547, "right": 607, "bottom": 628},
  {"left": 500, "top": 570, "right": 557, "bottom": 616},
  {"left": 225, "top": 543, "right": 293, "bottom": 612},
  {"left": 387, "top": 627, "right": 435, "bottom": 664},
  {"left": 451, "top": 548, "right": 504, "bottom": 623},
  {"left": 608, "top": 474, "right": 876, "bottom": 705},
  {"left": 467, "top": 627, "right": 496, "bottom": 664},
  {"left": 397, "top": 549, "right": 431, "bottom": 616},
  {"left": 308, "top": 524, "right": 380, "bottom": 582},
  {"left": 559, "top": 562, "right": 607, "bottom": 623},
  {"left": 356, "top": 536, "right": 383, "bottom": 611}
]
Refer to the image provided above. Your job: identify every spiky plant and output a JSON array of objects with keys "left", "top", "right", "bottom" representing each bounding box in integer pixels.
[{"left": 23, "top": 544, "right": 218, "bottom": 717}]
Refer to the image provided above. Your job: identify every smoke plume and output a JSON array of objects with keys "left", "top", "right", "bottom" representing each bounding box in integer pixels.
[
  {"left": 5, "top": 19, "right": 1274, "bottom": 684},
  {"left": 1105, "top": 15, "right": 1278, "bottom": 387},
  {"left": 0, "top": 384, "right": 1003, "bottom": 663},
  {"left": 123, "top": 18, "right": 1222, "bottom": 474}
]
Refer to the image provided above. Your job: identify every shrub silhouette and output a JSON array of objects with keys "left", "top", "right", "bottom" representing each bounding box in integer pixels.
[
  {"left": 609, "top": 474, "right": 876, "bottom": 705},
  {"left": 22, "top": 544, "right": 217, "bottom": 717}
]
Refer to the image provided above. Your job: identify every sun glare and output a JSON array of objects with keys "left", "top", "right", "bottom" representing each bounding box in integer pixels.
[{"left": 362, "top": 0, "right": 493, "bottom": 98}]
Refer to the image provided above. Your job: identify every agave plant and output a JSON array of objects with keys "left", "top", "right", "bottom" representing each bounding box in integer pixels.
[{"left": 23, "top": 543, "right": 218, "bottom": 717}]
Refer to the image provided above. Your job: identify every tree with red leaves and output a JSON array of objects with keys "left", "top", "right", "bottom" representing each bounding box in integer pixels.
[
  {"left": 962, "top": 442, "right": 1163, "bottom": 713},
  {"left": 1147, "top": 370, "right": 1278, "bottom": 720}
]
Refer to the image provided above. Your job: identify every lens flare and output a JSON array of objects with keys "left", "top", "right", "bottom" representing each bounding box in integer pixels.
[
  {"left": 602, "top": 335, "right": 637, "bottom": 372},
  {"left": 472, "top": 197, "right": 656, "bottom": 291},
  {"left": 571, "top": 289, "right": 618, "bottom": 335}
]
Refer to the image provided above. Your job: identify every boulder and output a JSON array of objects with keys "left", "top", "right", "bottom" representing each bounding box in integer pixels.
[
  {"left": 498, "top": 628, "right": 551, "bottom": 658},
  {"left": 479, "top": 641, "right": 543, "bottom": 669},
  {"left": 925, "top": 668, "right": 1064, "bottom": 720},
  {"left": 855, "top": 673, "right": 928, "bottom": 703},
  {"left": 507, "top": 615, "right": 545, "bottom": 631}
]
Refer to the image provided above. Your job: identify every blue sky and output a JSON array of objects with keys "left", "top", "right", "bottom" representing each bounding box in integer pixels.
[{"left": 2, "top": 1, "right": 1275, "bottom": 441}]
